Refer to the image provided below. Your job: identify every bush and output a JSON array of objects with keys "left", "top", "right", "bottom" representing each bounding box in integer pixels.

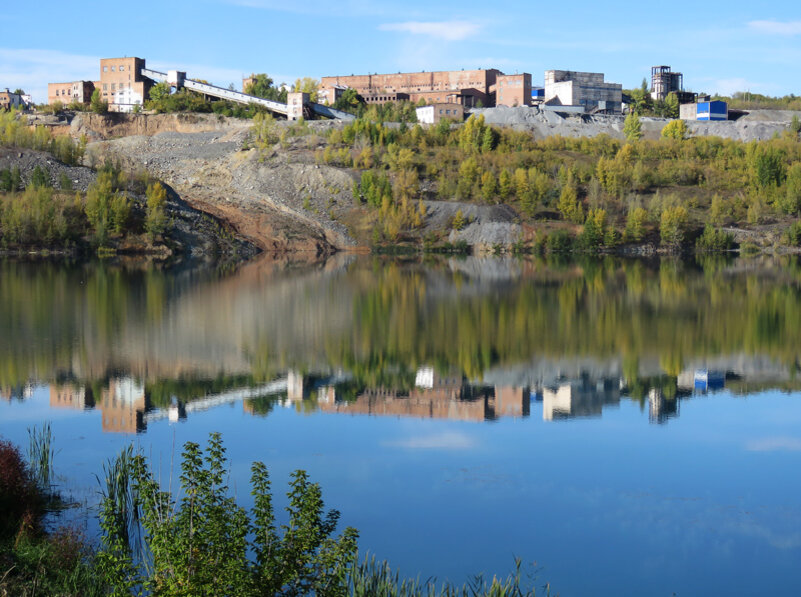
[
  {"left": 546, "top": 229, "right": 573, "bottom": 253},
  {"left": 661, "top": 119, "right": 688, "bottom": 140},
  {"left": 97, "top": 433, "right": 359, "bottom": 596},
  {"left": 695, "top": 225, "right": 735, "bottom": 252},
  {"left": 0, "top": 440, "right": 40, "bottom": 540}
]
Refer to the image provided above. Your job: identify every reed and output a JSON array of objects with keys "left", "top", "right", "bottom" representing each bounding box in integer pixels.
[
  {"left": 97, "top": 444, "right": 141, "bottom": 555},
  {"left": 27, "top": 422, "right": 54, "bottom": 493},
  {"left": 348, "top": 555, "right": 547, "bottom": 597}
]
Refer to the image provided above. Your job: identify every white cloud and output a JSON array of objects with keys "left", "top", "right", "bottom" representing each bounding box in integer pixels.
[
  {"left": 386, "top": 431, "right": 476, "bottom": 450},
  {"left": 748, "top": 20, "right": 801, "bottom": 35},
  {"left": 379, "top": 20, "right": 481, "bottom": 41},
  {"left": 0, "top": 48, "right": 99, "bottom": 103},
  {"left": 746, "top": 437, "right": 801, "bottom": 452}
]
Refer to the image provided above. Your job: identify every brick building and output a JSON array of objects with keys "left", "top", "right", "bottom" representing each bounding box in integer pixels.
[
  {"left": 320, "top": 68, "right": 503, "bottom": 108},
  {"left": 0, "top": 88, "right": 25, "bottom": 110},
  {"left": 493, "top": 73, "right": 532, "bottom": 107},
  {"left": 47, "top": 81, "right": 95, "bottom": 106},
  {"left": 99, "top": 57, "right": 151, "bottom": 112}
]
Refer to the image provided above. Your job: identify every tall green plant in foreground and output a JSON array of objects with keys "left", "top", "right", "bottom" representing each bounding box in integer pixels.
[{"left": 97, "top": 433, "right": 359, "bottom": 596}]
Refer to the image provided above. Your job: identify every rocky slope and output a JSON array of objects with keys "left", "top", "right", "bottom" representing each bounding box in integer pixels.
[{"left": 73, "top": 113, "right": 357, "bottom": 256}]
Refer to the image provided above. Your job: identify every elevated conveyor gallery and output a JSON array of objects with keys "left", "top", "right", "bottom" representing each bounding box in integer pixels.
[{"left": 140, "top": 68, "right": 354, "bottom": 120}]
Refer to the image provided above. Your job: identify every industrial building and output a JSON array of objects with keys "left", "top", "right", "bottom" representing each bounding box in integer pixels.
[
  {"left": 680, "top": 99, "right": 728, "bottom": 121},
  {"left": 48, "top": 57, "right": 152, "bottom": 112},
  {"left": 415, "top": 103, "right": 465, "bottom": 124},
  {"left": 650, "top": 66, "right": 683, "bottom": 101},
  {"left": 0, "top": 88, "right": 25, "bottom": 110},
  {"left": 543, "top": 70, "right": 623, "bottom": 114},
  {"left": 47, "top": 80, "right": 96, "bottom": 106},
  {"left": 320, "top": 68, "right": 533, "bottom": 108}
]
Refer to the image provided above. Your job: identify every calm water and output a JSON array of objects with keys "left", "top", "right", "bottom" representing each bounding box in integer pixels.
[{"left": 2, "top": 254, "right": 801, "bottom": 596}]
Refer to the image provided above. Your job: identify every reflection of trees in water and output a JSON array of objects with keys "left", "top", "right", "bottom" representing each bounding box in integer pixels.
[{"left": 3, "top": 255, "right": 801, "bottom": 392}]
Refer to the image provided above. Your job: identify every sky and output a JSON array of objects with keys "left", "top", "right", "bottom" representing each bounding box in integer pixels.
[{"left": 1, "top": 0, "right": 799, "bottom": 103}]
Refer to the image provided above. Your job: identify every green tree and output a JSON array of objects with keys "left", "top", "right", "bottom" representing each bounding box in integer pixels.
[
  {"left": 292, "top": 77, "right": 319, "bottom": 102},
  {"left": 148, "top": 81, "right": 171, "bottom": 103},
  {"left": 558, "top": 185, "right": 584, "bottom": 223},
  {"left": 624, "top": 206, "right": 648, "bottom": 242},
  {"left": 790, "top": 114, "right": 801, "bottom": 135},
  {"left": 245, "top": 74, "right": 287, "bottom": 102},
  {"left": 660, "top": 205, "right": 688, "bottom": 247},
  {"left": 90, "top": 89, "right": 108, "bottom": 115},
  {"left": 145, "top": 182, "right": 169, "bottom": 240},
  {"left": 480, "top": 170, "right": 498, "bottom": 203},
  {"left": 661, "top": 119, "right": 687, "bottom": 140},
  {"left": 664, "top": 92, "right": 680, "bottom": 119},
  {"left": 623, "top": 112, "right": 642, "bottom": 141}
]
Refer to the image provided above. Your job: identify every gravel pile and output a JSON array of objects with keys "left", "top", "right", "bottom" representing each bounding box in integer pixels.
[
  {"left": 471, "top": 106, "right": 798, "bottom": 142},
  {"left": 0, "top": 147, "right": 96, "bottom": 191}
]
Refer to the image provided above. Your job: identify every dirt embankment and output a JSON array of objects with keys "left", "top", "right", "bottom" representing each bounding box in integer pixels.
[{"left": 73, "top": 114, "right": 356, "bottom": 256}]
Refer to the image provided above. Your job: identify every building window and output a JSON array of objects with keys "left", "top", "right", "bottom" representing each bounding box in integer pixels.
[
  {"left": 103, "top": 66, "right": 108, "bottom": 72},
  {"left": 103, "top": 84, "right": 107, "bottom": 90},
  {"left": 119, "top": 65, "right": 125, "bottom": 72},
  {"left": 111, "top": 66, "right": 116, "bottom": 72},
  {"left": 111, "top": 83, "right": 116, "bottom": 91}
]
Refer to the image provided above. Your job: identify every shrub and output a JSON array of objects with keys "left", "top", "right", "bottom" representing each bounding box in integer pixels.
[
  {"left": 695, "top": 225, "right": 735, "bottom": 252},
  {"left": 661, "top": 120, "right": 687, "bottom": 140},
  {"left": 660, "top": 205, "right": 688, "bottom": 248},
  {"left": 546, "top": 229, "right": 573, "bottom": 253},
  {"left": 0, "top": 440, "right": 40, "bottom": 540},
  {"left": 97, "top": 433, "right": 359, "bottom": 596}
]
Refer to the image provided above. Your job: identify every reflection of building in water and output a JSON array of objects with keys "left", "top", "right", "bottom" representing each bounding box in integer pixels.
[
  {"left": 1, "top": 384, "right": 34, "bottom": 401},
  {"left": 677, "top": 369, "right": 726, "bottom": 393},
  {"left": 542, "top": 378, "right": 620, "bottom": 420},
  {"left": 49, "top": 385, "right": 94, "bottom": 409},
  {"left": 101, "top": 378, "right": 147, "bottom": 433},
  {"left": 286, "top": 370, "right": 337, "bottom": 404},
  {"left": 648, "top": 388, "right": 679, "bottom": 424},
  {"left": 319, "top": 367, "right": 529, "bottom": 422}
]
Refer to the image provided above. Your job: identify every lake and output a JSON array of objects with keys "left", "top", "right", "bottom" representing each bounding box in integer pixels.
[{"left": 1, "top": 254, "right": 801, "bottom": 595}]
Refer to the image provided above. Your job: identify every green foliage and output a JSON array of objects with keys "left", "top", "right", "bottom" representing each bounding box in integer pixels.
[
  {"left": 29, "top": 164, "right": 51, "bottom": 188},
  {"left": 579, "top": 208, "right": 609, "bottom": 251},
  {"left": 661, "top": 119, "right": 687, "bottom": 140},
  {"left": 452, "top": 208, "right": 466, "bottom": 231},
  {"left": 0, "top": 186, "right": 77, "bottom": 246},
  {"left": 778, "top": 164, "right": 801, "bottom": 214},
  {"left": 292, "top": 77, "right": 319, "bottom": 102},
  {"left": 623, "top": 112, "right": 643, "bottom": 141},
  {"left": 749, "top": 143, "right": 785, "bottom": 188},
  {"left": 244, "top": 73, "right": 288, "bottom": 103},
  {"left": 148, "top": 81, "right": 171, "bottom": 103},
  {"left": 624, "top": 206, "right": 648, "bottom": 242},
  {"left": 558, "top": 184, "right": 584, "bottom": 223},
  {"left": 791, "top": 115, "right": 801, "bottom": 135},
  {"left": 695, "top": 225, "right": 735, "bottom": 252},
  {"left": 145, "top": 181, "right": 169, "bottom": 240},
  {"left": 97, "top": 433, "right": 359, "bottom": 596},
  {"left": 0, "top": 110, "right": 83, "bottom": 165},
  {"left": 90, "top": 89, "right": 108, "bottom": 114},
  {"left": 84, "top": 170, "right": 129, "bottom": 245},
  {"left": 785, "top": 221, "right": 801, "bottom": 247},
  {"left": 546, "top": 229, "right": 573, "bottom": 253},
  {"left": 660, "top": 205, "right": 688, "bottom": 248}
]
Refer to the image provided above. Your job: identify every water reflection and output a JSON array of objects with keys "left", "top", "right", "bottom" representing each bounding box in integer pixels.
[{"left": 2, "top": 254, "right": 801, "bottom": 432}]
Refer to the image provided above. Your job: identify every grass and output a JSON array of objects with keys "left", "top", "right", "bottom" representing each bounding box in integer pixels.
[
  {"left": 349, "top": 555, "right": 550, "bottom": 597},
  {"left": 27, "top": 423, "right": 54, "bottom": 494}
]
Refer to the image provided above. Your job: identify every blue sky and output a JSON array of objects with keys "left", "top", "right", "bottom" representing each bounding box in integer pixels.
[{"left": 1, "top": 0, "right": 799, "bottom": 103}]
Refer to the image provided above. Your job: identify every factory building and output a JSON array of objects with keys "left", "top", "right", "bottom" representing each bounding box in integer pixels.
[
  {"left": 415, "top": 103, "right": 465, "bottom": 124},
  {"left": 650, "top": 66, "right": 683, "bottom": 101},
  {"left": 320, "top": 69, "right": 503, "bottom": 108},
  {"left": 47, "top": 81, "right": 96, "bottom": 106},
  {"left": 680, "top": 99, "right": 728, "bottom": 121},
  {"left": 48, "top": 57, "right": 151, "bottom": 112},
  {"left": 543, "top": 70, "right": 622, "bottom": 114},
  {"left": 0, "top": 88, "right": 25, "bottom": 110},
  {"left": 493, "top": 73, "right": 532, "bottom": 107}
]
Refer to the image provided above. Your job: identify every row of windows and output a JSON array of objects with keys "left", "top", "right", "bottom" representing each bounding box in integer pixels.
[{"left": 102, "top": 64, "right": 127, "bottom": 73}]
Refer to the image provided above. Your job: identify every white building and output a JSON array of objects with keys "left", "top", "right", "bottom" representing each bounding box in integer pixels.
[{"left": 543, "top": 70, "right": 622, "bottom": 114}]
